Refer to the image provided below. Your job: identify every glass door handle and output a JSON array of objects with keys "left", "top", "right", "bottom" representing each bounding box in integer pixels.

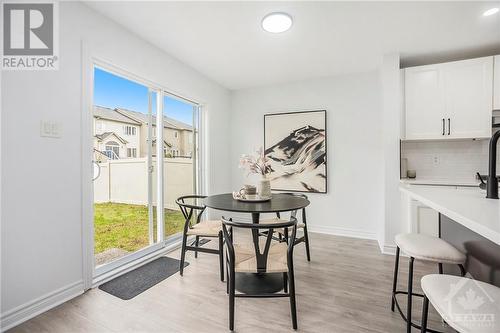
[
  {"left": 92, "top": 161, "right": 101, "bottom": 181},
  {"left": 442, "top": 119, "right": 445, "bottom": 135}
]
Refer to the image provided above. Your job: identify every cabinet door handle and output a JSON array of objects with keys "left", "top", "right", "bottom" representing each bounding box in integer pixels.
[
  {"left": 442, "top": 118, "right": 445, "bottom": 135},
  {"left": 448, "top": 118, "right": 451, "bottom": 135}
]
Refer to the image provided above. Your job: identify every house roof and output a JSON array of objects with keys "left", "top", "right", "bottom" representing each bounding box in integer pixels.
[
  {"left": 93, "top": 106, "right": 141, "bottom": 125},
  {"left": 115, "top": 108, "right": 193, "bottom": 131},
  {"left": 95, "top": 131, "right": 128, "bottom": 144}
]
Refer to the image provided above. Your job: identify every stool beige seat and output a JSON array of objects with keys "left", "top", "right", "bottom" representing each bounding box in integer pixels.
[
  {"left": 391, "top": 233, "right": 466, "bottom": 333},
  {"left": 421, "top": 274, "right": 500, "bottom": 333},
  {"left": 395, "top": 233, "right": 466, "bottom": 264}
]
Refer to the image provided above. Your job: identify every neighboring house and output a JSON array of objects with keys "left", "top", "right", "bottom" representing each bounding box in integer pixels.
[
  {"left": 93, "top": 106, "right": 193, "bottom": 160},
  {"left": 115, "top": 108, "right": 193, "bottom": 158},
  {"left": 93, "top": 106, "right": 141, "bottom": 160}
]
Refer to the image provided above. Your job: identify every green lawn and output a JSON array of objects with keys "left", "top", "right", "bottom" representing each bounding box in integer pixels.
[{"left": 94, "top": 203, "right": 185, "bottom": 254}]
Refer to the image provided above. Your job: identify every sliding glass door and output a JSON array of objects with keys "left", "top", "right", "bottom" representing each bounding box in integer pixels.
[
  {"left": 162, "top": 94, "right": 199, "bottom": 241},
  {"left": 91, "top": 63, "right": 201, "bottom": 278},
  {"left": 92, "top": 66, "right": 162, "bottom": 275}
]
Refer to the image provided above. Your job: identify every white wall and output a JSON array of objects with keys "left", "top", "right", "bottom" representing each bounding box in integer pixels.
[
  {"left": 380, "top": 54, "right": 403, "bottom": 254},
  {"left": 0, "top": 2, "right": 231, "bottom": 330},
  {"left": 229, "top": 72, "right": 384, "bottom": 239}
]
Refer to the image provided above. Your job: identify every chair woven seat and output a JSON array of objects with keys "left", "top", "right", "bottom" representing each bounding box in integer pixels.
[
  {"left": 186, "top": 220, "right": 222, "bottom": 237},
  {"left": 260, "top": 217, "right": 305, "bottom": 234},
  {"left": 234, "top": 242, "right": 288, "bottom": 273}
]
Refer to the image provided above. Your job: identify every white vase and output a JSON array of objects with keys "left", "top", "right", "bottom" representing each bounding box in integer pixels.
[{"left": 258, "top": 175, "right": 271, "bottom": 198}]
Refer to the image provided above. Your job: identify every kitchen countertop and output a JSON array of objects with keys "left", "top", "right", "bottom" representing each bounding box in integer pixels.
[
  {"left": 400, "top": 184, "right": 500, "bottom": 245},
  {"left": 400, "top": 178, "right": 480, "bottom": 187}
]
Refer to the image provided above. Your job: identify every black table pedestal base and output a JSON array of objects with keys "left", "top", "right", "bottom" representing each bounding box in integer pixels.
[{"left": 235, "top": 272, "right": 284, "bottom": 294}]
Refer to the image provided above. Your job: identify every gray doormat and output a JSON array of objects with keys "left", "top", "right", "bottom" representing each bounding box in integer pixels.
[{"left": 98, "top": 257, "right": 189, "bottom": 300}]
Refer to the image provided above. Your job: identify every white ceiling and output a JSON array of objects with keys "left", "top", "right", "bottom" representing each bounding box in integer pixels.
[{"left": 85, "top": 1, "right": 500, "bottom": 90}]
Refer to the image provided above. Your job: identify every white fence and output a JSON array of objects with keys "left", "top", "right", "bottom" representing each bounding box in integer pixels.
[{"left": 94, "top": 158, "right": 194, "bottom": 210}]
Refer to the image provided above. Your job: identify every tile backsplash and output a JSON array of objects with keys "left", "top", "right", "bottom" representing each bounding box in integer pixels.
[{"left": 401, "top": 139, "right": 500, "bottom": 181}]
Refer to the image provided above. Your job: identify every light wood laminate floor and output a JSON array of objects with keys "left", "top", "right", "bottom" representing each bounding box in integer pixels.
[{"left": 9, "top": 233, "right": 453, "bottom": 332}]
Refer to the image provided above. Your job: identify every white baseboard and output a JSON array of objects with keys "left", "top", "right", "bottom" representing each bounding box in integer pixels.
[
  {"left": 381, "top": 243, "right": 398, "bottom": 255},
  {"left": 1, "top": 280, "right": 84, "bottom": 332},
  {"left": 308, "top": 225, "right": 377, "bottom": 240}
]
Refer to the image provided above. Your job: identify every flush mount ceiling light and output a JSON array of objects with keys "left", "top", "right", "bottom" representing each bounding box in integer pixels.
[
  {"left": 262, "top": 12, "right": 293, "bottom": 33},
  {"left": 483, "top": 7, "right": 499, "bottom": 16}
]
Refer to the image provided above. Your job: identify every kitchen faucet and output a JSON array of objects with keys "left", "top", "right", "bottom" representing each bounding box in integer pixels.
[{"left": 486, "top": 130, "right": 500, "bottom": 199}]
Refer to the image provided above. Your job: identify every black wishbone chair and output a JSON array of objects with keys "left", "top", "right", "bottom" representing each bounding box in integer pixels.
[
  {"left": 261, "top": 193, "right": 311, "bottom": 261},
  {"left": 221, "top": 216, "right": 299, "bottom": 331},
  {"left": 176, "top": 195, "right": 224, "bottom": 281}
]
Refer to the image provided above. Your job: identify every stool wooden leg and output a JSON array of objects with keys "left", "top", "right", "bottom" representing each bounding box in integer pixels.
[
  {"left": 407, "top": 257, "right": 415, "bottom": 333},
  {"left": 391, "top": 246, "right": 400, "bottom": 312},
  {"left": 421, "top": 295, "right": 429, "bottom": 333}
]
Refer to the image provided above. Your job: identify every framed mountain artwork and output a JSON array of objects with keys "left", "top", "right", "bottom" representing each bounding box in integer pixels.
[{"left": 264, "top": 110, "right": 327, "bottom": 193}]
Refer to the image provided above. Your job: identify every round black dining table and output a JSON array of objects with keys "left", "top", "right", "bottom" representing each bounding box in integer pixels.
[{"left": 204, "top": 193, "right": 310, "bottom": 294}]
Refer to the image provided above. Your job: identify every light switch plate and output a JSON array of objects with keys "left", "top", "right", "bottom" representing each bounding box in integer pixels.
[{"left": 40, "top": 121, "right": 62, "bottom": 138}]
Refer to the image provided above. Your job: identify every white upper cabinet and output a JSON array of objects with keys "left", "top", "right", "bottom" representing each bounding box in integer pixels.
[
  {"left": 494, "top": 55, "right": 500, "bottom": 111},
  {"left": 404, "top": 56, "right": 494, "bottom": 140},
  {"left": 405, "top": 65, "right": 446, "bottom": 139},
  {"left": 443, "top": 57, "right": 493, "bottom": 139}
]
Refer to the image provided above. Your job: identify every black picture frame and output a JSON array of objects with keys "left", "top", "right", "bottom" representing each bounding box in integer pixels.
[{"left": 264, "top": 110, "right": 327, "bottom": 193}]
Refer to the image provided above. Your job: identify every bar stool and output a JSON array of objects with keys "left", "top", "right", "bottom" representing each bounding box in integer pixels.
[
  {"left": 421, "top": 274, "right": 500, "bottom": 333},
  {"left": 392, "top": 233, "right": 466, "bottom": 333}
]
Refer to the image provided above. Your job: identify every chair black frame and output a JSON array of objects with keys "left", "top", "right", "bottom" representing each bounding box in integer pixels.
[
  {"left": 176, "top": 195, "right": 224, "bottom": 281},
  {"left": 221, "top": 216, "right": 299, "bottom": 331},
  {"left": 391, "top": 246, "right": 466, "bottom": 333},
  {"left": 269, "top": 193, "right": 311, "bottom": 261}
]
